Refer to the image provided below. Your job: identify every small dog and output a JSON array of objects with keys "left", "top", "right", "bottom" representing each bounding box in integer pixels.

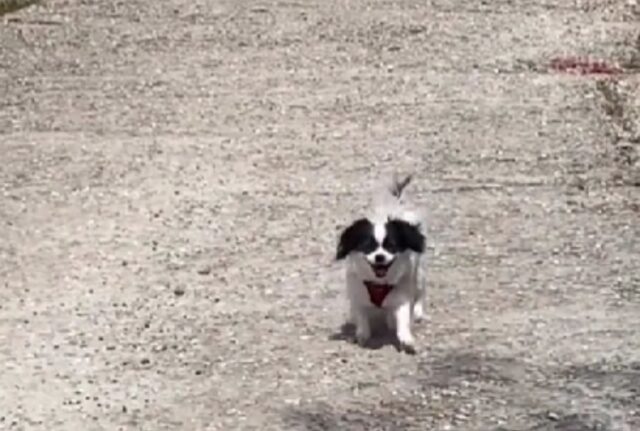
[{"left": 336, "top": 174, "right": 427, "bottom": 354}]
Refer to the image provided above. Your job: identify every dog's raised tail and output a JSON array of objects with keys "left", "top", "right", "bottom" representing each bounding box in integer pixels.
[
  {"left": 371, "top": 173, "right": 414, "bottom": 215},
  {"left": 389, "top": 173, "right": 413, "bottom": 198}
]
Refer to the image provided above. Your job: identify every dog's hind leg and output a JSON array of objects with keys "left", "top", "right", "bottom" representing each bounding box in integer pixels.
[
  {"left": 413, "top": 295, "right": 426, "bottom": 323},
  {"left": 412, "top": 266, "right": 428, "bottom": 323}
]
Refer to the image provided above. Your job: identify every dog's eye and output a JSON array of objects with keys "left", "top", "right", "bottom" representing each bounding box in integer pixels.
[
  {"left": 358, "top": 237, "right": 378, "bottom": 253},
  {"left": 382, "top": 237, "right": 398, "bottom": 253}
]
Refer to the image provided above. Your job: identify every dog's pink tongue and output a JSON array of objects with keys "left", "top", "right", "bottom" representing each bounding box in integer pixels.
[{"left": 365, "top": 283, "right": 393, "bottom": 308}]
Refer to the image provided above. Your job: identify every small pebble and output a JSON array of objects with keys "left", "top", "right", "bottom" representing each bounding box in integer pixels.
[
  {"left": 547, "top": 411, "right": 560, "bottom": 421},
  {"left": 197, "top": 266, "right": 212, "bottom": 275}
]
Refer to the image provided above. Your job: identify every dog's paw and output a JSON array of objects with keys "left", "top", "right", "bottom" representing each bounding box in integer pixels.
[
  {"left": 355, "top": 327, "right": 371, "bottom": 347},
  {"left": 400, "top": 341, "right": 417, "bottom": 355},
  {"left": 355, "top": 336, "right": 369, "bottom": 347},
  {"left": 413, "top": 310, "right": 424, "bottom": 323},
  {"left": 413, "top": 302, "right": 426, "bottom": 323},
  {"left": 355, "top": 333, "right": 370, "bottom": 347},
  {"left": 397, "top": 333, "right": 417, "bottom": 355}
]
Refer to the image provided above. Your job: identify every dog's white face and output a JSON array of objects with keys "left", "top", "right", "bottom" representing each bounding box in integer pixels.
[{"left": 336, "top": 217, "right": 425, "bottom": 284}]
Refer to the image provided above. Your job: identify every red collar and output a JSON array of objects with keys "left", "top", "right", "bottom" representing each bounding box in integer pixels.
[{"left": 363, "top": 281, "right": 394, "bottom": 308}]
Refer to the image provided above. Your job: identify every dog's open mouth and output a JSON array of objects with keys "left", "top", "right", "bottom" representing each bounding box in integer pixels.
[{"left": 371, "top": 262, "right": 392, "bottom": 278}]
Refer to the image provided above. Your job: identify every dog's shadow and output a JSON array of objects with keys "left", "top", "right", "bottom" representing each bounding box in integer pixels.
[{"left": 328, "top": 322, "right": 401, "bottom": 351}]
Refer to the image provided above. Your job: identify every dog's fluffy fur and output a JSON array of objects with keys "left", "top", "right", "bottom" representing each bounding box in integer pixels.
[{"left": 336, "top": 174, "right": 427, "bottom": 354}]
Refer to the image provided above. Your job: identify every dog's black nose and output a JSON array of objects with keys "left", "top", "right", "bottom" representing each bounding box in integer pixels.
[{"left": 374, "top": 254, "right": 386, "bottom": 264}]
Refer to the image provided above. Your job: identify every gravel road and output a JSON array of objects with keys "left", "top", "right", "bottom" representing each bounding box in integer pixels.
[{"left": 1, "top": 1, "right": 639, "bottom": 430}]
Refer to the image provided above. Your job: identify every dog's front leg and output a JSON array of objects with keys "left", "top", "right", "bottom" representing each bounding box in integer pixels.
[
  {"left": 351, "top": 306, "right": 371, "bottom": 347},
  {"left": 394, "top": 302, "right": 416, "bottom": 354}
]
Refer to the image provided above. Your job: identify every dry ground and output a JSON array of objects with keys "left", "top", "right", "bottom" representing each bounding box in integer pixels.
[{"left": 1, "top": 1, "right": 639, "bottom": 430}]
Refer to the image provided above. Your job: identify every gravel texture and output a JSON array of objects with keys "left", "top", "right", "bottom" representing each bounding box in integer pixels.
[{"left": 1, "top": 1, "right": 639, "bottom": 430}]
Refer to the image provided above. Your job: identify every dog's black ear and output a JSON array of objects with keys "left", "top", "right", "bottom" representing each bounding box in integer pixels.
[
  {"left": 336, "top": 218, "right": 373, "bottom": 260},
  {"left": 387, "top": 219, "right": 426, "bottom": 253}
]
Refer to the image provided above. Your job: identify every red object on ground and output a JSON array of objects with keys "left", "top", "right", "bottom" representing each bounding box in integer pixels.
[{"left": 550, "top": 57, "right": 622, "bottom": 75}]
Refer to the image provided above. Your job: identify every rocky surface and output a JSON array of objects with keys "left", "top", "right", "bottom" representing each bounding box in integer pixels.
[{"left": 1, "top": 1, "right": 639, "bottom": 430}]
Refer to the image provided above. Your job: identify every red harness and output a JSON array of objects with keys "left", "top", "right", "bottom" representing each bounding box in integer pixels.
[{"left": 363, "top": 281, "right": 394, "bottom": 308}]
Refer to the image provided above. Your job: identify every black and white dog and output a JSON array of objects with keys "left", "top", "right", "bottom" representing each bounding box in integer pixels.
[{"left": 336, "top": 174, "right": 427, "bottom": 354}]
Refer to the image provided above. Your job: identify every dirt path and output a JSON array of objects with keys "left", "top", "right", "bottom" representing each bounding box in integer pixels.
[{"left": 1, "top": 1, "right": 639, "bottom": 430}]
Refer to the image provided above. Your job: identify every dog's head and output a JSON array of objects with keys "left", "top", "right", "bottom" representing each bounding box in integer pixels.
[{"left": 336, "top": 217, "right": 425, "bottom": 282}]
